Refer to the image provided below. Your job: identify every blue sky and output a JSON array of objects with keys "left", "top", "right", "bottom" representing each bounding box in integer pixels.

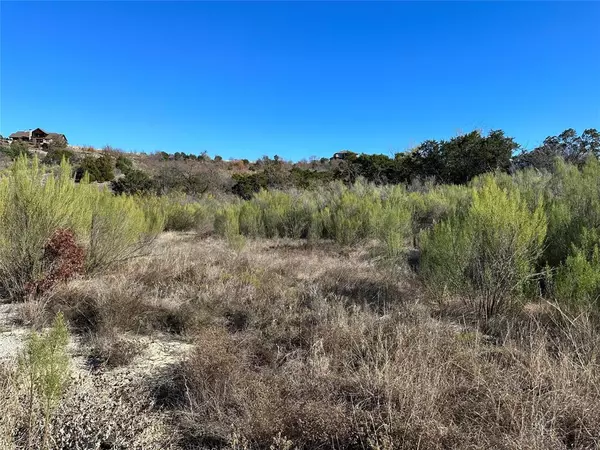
[{"left": 1, "top": 2, "right": 599, "bottom": 161}]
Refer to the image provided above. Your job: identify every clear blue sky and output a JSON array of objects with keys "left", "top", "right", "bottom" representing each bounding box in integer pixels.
[{"left": 1, "top": 2, "right": 599, "bottom": 161}]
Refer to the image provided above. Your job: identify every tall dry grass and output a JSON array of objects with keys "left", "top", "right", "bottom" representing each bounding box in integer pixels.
[{"left": 32, "top": 235, "right": 599, "bottom": 449}]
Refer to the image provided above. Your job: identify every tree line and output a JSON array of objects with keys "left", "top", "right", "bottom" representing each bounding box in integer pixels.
[
  {"left": 2, "top": 127, "right": 598, "bottom": 199},
  {"left": 232, "top": 128, "right": 599, "bottom": 198}
]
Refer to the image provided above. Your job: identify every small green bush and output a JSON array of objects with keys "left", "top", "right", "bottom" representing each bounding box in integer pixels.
[
  {"left": 232, "top": 172, "right": 268, "bottom": 199},
  {"left": 111, "top": 168, "right": 155, "bottom": 194},
  {"left": 164, "top": 205, "right": 198, "bottom": 232},
  {"left": 1, "top": 140, "right": 32, "bottom": 160},
  {"left": 420, "top": 176, "right": 547, "bottom": 318},
  {"left": 141, "top": 194, "right": 216, "bottom": 233},
  {"left": 115, "top": 155, "right": 134, "bottom": 174},
  {"left": 328, "top": 188, "right": 382, "bottom": 245},
  {"left": 42, "top": 148, "right": 73, "bottom": 165},
  {"left": 239, "top": 201, "right": 263, "bottom": 237},
  {"left": 554, "top": 245, "right": 600, "bottom": 311},
  {"left": 215, "top": 204, "right": 241, "bottom": 239},
  {"left": 408, "top": 184, "right": 471, "bottom": 245},
  {"left": 18, "top": 312, "right": 70, "bottom": 449},
  {"left": 254, "top": 190, "right": 291, "bottom": 238},
  {"left": 544, "top": 158, "right": 600, "bottom": 267},
  {"left": 86, "top": 192, "right": 164, "bottom": 272},
  {"left": 378, "top": 191, "right": 412, "bottom": 259},
  {"left": 76, "top": 154, "right": 114, "bottom": 182}
]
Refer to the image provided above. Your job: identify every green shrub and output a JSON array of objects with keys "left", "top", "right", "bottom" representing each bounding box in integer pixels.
[
  {"left": 328, "top": 188, "right": 382, "bottom": 245},
  {"left": 226, "top": 182, "right": 412, "bottom": 247},
  {"left": 192, "top": 200, "right": 217, "bottom": 236},
  {"left": 408, "top": 184, "right": 471, "bottom": 245},
  {"left": 239, "top": 201, "right": 263, "bottom": 237},
  {"left": 0, "top": 158, "right": 92, "bottom": 298},
  {"left": 215, "top": 204, "right": 244, "bottom": 249},
  {"left": 232, "top": 172, "right": 268, "bottom": 199},
  {"left": 544, "top": 158, "right": 600, "bottom": 267},
  {"left": 554, "top": 245, "right": 600, "bottom": 311},
  {"left": 254, "top": 190, "right": 291, "bottom": 238},
  {"left": 164, "top": 204, "right": 198, "bottom": 231},
  {"left": 163, "top": 197, "right": 206, "bottom": 232},
  {"left": 111, "top": 168, "right": 155, "bottom": 194},
  {"left": 1, "top": 140, "right": 32, "bottom": 160},
  {"left": 0, "top": 156, "right": 164, "bottom": 298},
  {"left": 284, "top": 194, "right": 319, "bottom": 239},
  {"left": 420, "top": 176, "right": 547, "bottom": 318},
  {"left": 86, "top": 192, "right": 163, "bottom": 272},
  {"left": 115, "top": 155, "right": 134, "bottom": 174},
  {"left": 18, "top": 312, "right": 70, "bottom": 449},
  {"left": 76, "top": 154, "right": 114, "bottom": 182},
  {"left": 141, "top": 194, "right": 216, "bottom": 233},
  {"left": 378, "top": 188, "right": 412, "bottom": 259},
  {"left": 42, "top": 147, "right": 73, "bottom": 165},
  {"left": 247, "top": 190, "right": 318, "bottom": 239}
]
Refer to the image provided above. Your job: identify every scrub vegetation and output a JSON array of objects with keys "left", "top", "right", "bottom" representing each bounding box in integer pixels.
[{"left": 1, "top": 127, "right": 600, "bottom": 449}]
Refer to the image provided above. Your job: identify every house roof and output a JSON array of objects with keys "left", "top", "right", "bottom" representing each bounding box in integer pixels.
[
  {"left": 9, "top": 130, "right": 66, "bottom": 140},
  {"left": 9, "top": 131, "right": 31, "bottom": 138}
]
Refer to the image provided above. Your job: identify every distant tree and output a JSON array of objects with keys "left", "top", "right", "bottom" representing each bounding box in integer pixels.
[
  {"left": 408, "top": 140, "right": 445, "bottom": 180},
  {"left": 214, "top": 155, "right": 223, "bottom": 162},
  {"left": 115, "top": 155, "right": 134, "bottom": 174},
  {"left": 443, "top": 130, "right": 516, "bottom": 184},
  {"left": 76, "top": 154, "right": 114, "bottom": 182},
  {"left": 352, "top": 153, "right": 397, "bottom": 184},
  {"left": 232, "top": 172, "right": 268, "bottom": 199},
  {"left": 111, "top": 169, "right": 155, "bottom": 194},
  {"left": 514, "top": 128, "right": 600, "bottom": 171},
  {"left": 153, "top": 160, "right": 233, "bottom": 195},
  {"left": 1, "top": 140, "right": 32, "bottom": 160},
  {"left": 43, "top": 147, "right": 74, "bottom": 165},
  {"left": 290, "top": 167, "right": 334, "bottom": 189},
  {"left": 154, "top": 164, "right": 208, "bottom": 195},
  {"left": 392, "top": 130, "right": 516, "bottom": 184},
  {"left": 43, "top": 137, "right": 73, "bottom": 165},
  {"left": 332, "top": 153, "right": 361, "bottom": 184}
]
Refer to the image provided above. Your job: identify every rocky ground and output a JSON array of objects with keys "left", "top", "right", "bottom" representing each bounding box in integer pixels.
[
  {"left": 0, "top": 298, "right": 192, "bottom": 449},
  {"left": 2, "top": 235, "right": 600, "bottom": 449}
]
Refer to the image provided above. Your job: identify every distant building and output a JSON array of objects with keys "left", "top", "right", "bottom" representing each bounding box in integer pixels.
[
  {"left": 331, "top": 150, "right": 355, "bottom": 160},
  {"left": 8, "top": 128, "right": 67, "bottom": 148}
]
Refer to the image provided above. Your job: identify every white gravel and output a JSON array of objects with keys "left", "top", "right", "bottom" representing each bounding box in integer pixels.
[{"left": 0, "top": 303, "right": 27, "bottom": 361}]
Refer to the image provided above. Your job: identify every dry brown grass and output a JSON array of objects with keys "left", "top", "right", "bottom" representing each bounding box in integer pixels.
[
  {"left": 87, "top": 330, "right": 144, "bottom": 369},
  {"left": 0, "top": 363, "right": 19, "bottom": 449},
  {"left": 2, "top": 233, "right": 600, "bottom": 449}
]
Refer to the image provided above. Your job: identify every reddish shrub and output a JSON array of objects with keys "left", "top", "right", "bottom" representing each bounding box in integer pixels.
[{"left": 26, "top": 228, "right": 85, "bottom": 295}]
